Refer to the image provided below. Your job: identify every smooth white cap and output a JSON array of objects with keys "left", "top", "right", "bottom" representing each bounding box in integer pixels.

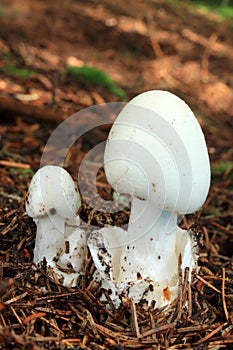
[
  {"left": 104, "top": 90, "right": 211, "bottom": 214},
  {"left": 26, "top": 165, "right": 80, "bottom": 218}
]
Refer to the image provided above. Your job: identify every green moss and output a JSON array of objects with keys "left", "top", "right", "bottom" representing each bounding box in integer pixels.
[
  {"left": 191, "top": 1, "right": 233, "bottom": 19},
  {"left": 0, "top": 5, "right": 13, "bottom": 17},
  {"left": 211, "top": 161, "right": 233, "bottom": 176},
  {"left": 0, "top": 65, "right": 36, "bottom": 78},
  {"left": 65, "top": 65, "right": 126, "bottom": 99},
  {"left": 168, "top": 0, "right": 233, "bottom": 19},
  {"left": 9, "top": 167, "right": 34, "bottom": 178}
]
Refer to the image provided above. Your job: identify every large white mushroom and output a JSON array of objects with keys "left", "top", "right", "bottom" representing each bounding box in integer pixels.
[
  {"left": 88, "top": 90, "right": 211, "bottom": 308},
  {"left": 26, "top": 165, "right": 86, "bottom": 286}
]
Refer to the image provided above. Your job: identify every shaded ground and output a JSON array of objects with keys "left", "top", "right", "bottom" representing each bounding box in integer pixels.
[{"left": 0, "top": 0, "right": 233, "bottom": 349}]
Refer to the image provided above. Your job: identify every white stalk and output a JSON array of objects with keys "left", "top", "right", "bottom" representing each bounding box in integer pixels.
[
  {"left": 119, "top": 197, "right": 178, "bottom": 284},
  {"left": 33, "top": 214, "right": 65, "bottom": 265}
]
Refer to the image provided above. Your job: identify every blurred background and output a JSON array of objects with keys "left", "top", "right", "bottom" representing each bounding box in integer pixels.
[{"left": 0, "top": 0, "right": 232, "bottom": 158}]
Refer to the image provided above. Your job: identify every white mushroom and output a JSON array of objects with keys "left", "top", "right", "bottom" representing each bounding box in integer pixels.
[
  {"left": 26, "top": 165, "right": 86, "bottom": 286},
  {"left": 88, "top": 90, "right": 211, "bottom": 308}
]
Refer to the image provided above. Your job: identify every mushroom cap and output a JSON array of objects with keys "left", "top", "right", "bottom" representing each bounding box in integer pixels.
[
  {"left": 26, "top": 165, "right": 81, "bottom": 218},
  {"left": 104, "top": 90, "right": 210, "bottom": 214}
]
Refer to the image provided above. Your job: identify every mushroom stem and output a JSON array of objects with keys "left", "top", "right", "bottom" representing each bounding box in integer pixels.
[
  {"left": 33, "top": 214, "right": 65, "bottom": 265},
  {"left": 120, "top": 197, "right": 178, "bottom": 283}
]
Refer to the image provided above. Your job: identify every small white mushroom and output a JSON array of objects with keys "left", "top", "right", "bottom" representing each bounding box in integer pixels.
[
  {"left": 88, "top": 90, "right": 211, "bottom": 308},
  {"left": 26, "top": 165, "right": 86, "bottom": 286}
]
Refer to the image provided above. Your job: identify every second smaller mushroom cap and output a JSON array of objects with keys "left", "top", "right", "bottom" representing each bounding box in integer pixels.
[{"left": 26, "top": 165, "right": 80, "bottom": 219}]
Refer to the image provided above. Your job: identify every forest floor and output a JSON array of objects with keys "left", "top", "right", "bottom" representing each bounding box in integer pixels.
[{"left": 0, "top": 0, "right": 233, "bottom": 349}]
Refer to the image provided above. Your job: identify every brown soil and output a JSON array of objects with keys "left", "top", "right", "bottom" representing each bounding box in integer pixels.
[{"left": 0, "top": 0, "right": 232, "bottom": 349}]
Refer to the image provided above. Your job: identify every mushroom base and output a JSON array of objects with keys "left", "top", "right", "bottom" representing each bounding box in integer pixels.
[
  {"left": 34, "top": 216, "right": 87, "bottom": 287},
  {"left": 88, "top": 226, "right": 198, "bottom": 309}
]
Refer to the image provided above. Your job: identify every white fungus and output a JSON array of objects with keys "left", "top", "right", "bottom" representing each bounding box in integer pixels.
[
  {"left": 26, "top": 165, "right": 86, "bottom": 286},
  {"left": 88, "top": 90, "right": 211, "bottom": 308}
]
